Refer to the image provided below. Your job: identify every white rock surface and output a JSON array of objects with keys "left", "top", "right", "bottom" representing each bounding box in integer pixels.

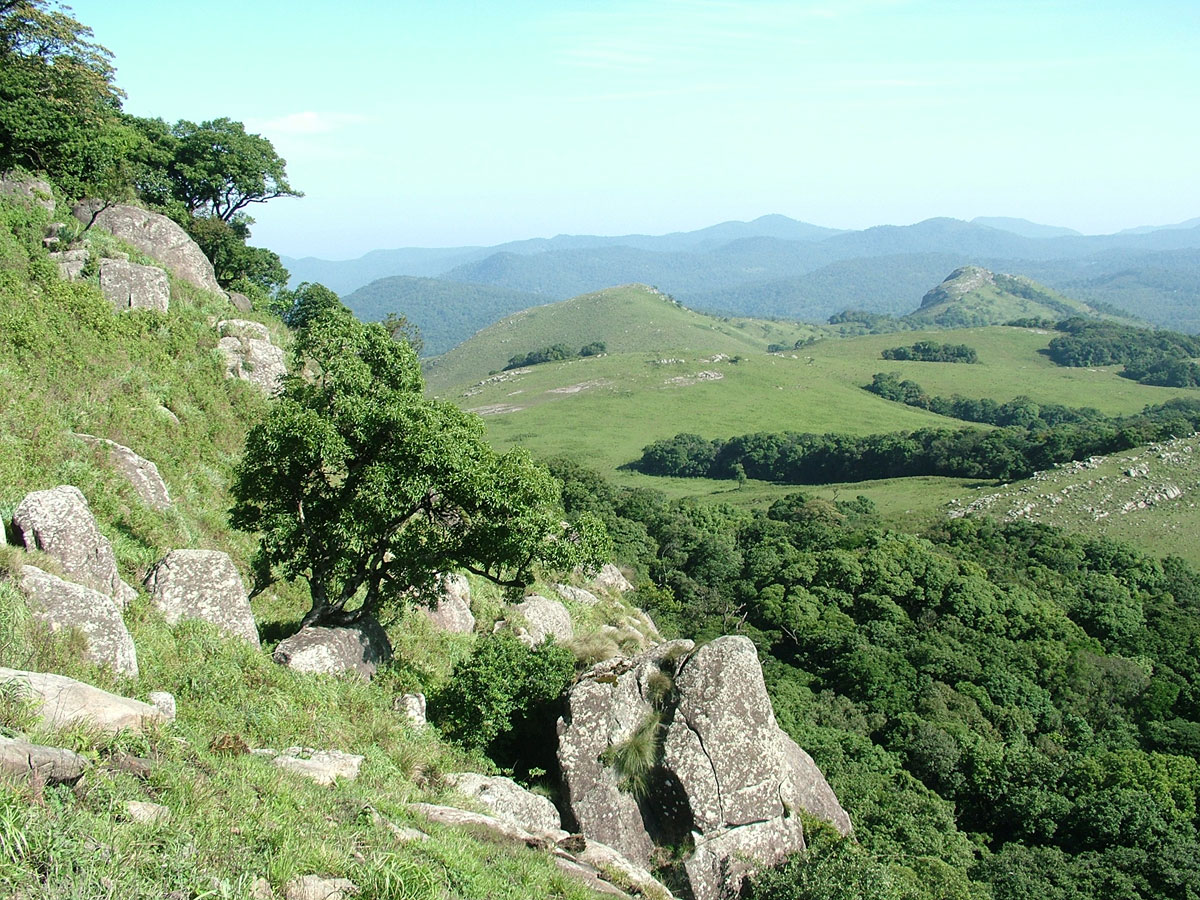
[
  {"left": 144, "top": 549, "right": 259, "bottom": 646},
  {"left": 0, "top": 668, "right": 166, "bottom": 734}
]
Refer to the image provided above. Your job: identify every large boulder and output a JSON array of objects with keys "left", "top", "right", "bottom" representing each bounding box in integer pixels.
[
  {"left": 0, "top": 172, "right": 54, "bottom": 211},
  {"left": 217, "top": 319, "right": 287, "bottom": 395},
  {"left": 0, "top": 668, "right": 167, "bottom": 734},
  {"left": 265, "top": 747, "right": 364, "bottom": 786},
  {"left": 143, "top": 549, "right": 260, "bottom": 646},
  {"left": 272, "top": 619, "right": 392, "bottom": 679},
  {"left": 509, "top": 595, "right": 573, "bottom": 647},
  {"left": 72, "top": 433, "right": 171, "bottom": 510},
  {"left": 98, "top": 258, "right": 170, "bottom": 312},
  {"left": 558, "top": 636, "right": 851, "bottom": 900},
  {"left": 445, "top": 772, "right": 565, "bottom": 838},
  {"left": 12, "top": 485, "right": 136, "bottom": 606},
  {"left": 423, "top": 573, "right": 475, "bottom": 633},
  {"left": 0, "top": 735, "right": 89, "bottom": 784},
  {"left": 72, "top": 202, "right": 222, "bottom": 293},
  {"left": 19, "top": 566, "right": 138, "bottom": 677},
  {"left": 594, "top": 563, "right": 634, "bottom": 593}
]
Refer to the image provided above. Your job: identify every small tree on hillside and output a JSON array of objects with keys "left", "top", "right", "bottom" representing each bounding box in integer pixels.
[{"left": 230, "top": 298, "right": 608, "bottom": 629}]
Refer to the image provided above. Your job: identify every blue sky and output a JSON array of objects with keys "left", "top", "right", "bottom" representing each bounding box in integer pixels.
[{"left": 69, "top": 0, "right": 1200, "bottom": 258}]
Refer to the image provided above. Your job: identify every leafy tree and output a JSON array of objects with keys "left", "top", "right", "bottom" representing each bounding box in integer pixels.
[
  {"left": 380, "top": 310, "right": 424, "bottom": 356},
  {"left": 230, "top": 299, "right": 608, "bottom": 628},
  {"left": 183, "top": 213, "right": 288, "bottom": 293},
  {"left": 167, "top": 117, "right": 301, "bottom": 222}
]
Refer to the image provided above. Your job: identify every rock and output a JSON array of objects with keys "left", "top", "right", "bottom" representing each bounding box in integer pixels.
[
  {"left": 272, "top": 747, "right": 364, "bottom": 786},
  {"left": 423, "top": 573, "right": 475, "bottom": 633},
  {"left": 594, "top": 563, "right": 634, "bottom": 593},
  {"left": 272, "top": 619, "right": 392, "bottom": 679},
  {"left": 395, "top": 692, "right": 426, "bottom": 727},
  {"left": 408, "top": 802, "right": 551, "bottom": 847},
  {"left": 445, "top": 772, "right": 565, "bottom": 837},
  {"left": 0, "top": 668, "right": 166, "bottom": 734},
  {"left": 124, "top": 800, "right": 171, "bottom": 825},
  {"left": 144, "top": 549, "right": 260, "bottom": 647},
  {"left": 217, "top": 319, "right": 287, "bottom": 396},
  {"left": 550, "top": 856, "right": 630, "bottom": 898},
  {"left": 228, "top": 290, "right": 252, "bottom": 312},
  {"left": 148, "top": 691, "right": 177, "bottom": 721},
  {"left": 510, "top": 595, "right": 573, "bottom": 647},
  {"left": 49, "top": 247, "right": 88, "bottom": 281},
  {"left": 555, "top": 583, "right": 599, "bottom": 607},
  {"left": 249, "top": 877, "right": 275, "bottom": 900},
  {"left": 0, "top": 735, "right": 89, "bottom": 784},
  {"left": 72, "top": 433, "right": 171, "bottom": 510},
  {"left": 570, "top": 837, "right": 676, "bottom": 900},
  {"left": 98, "top": 258, "right": 170, "bottom": 312},
  {"left": 0, "top": 172, "right": 54, "bottom": 211},
  {"left": 12, "top": 485, "right": 137, "bottom": 606},
  {"left": 364, "top": 805, "right": 428, "bottom": 842},
  {"left": 19, "top": 566, "right": 138, "bottom": 677},
  {"left": 73, "top": 202, "right": 221, "bottom": 293},
  {"left": 558, "top": 636, "right": 850, "bottom": 900},
  {"left": 284, "top": 875, "right": 358, "bottom": 900}
]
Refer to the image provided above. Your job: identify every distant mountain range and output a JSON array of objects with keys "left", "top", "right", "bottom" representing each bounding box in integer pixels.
[{"left": 284, "top": 213, "right": 1200, "bottom": 353}]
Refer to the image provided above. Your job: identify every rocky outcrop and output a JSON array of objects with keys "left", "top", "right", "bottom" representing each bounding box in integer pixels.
[
  {"left": 555, "top": 583, "right": 600, "bottom": 607},
  {"left": 557, "top": 636, "right": 850, "bottom": 900},
  {"left": 49, "top": 247, "right": 88, "bottom": 281},
  {"left": 272, "top": 619, "right": 392, "bottom": 679},
  {"left": 0, "top": 172, "right": 54, "bottom": 211},
  {"left": 98, "top": 258, "right": 170, "bottom": 312},
  {"left": 396, "top": 692, "right": 427, "bottom": 727},
  {"left": 0, "top": 668, "right": 167, "bottom": 734},
  {"left": 0, "top": 735, "right": 89, "bottom": 784},
  {"left": 594, "top": 563, "right": 634, "bottom": 593},
  {"left": 143, "top": 549, "right": 260, "bottom": 646},
  {"left": 509, "top": 595, "right": 573, "bottom": 647},
  {"left": 73, "top": 202, "right": 222, "bottom": 293},
  {"left": 445, "top": 773, "right": 565, "bottom": 837},
  {"left": 423, "top": 573, "right": 475, "bottom": 633},
  {"left": 72, "top": 433, "right": 172, "bottom": 510},
  {"left": 263, "top": 747, "right": 364, "bottom": 786},
  {"left": 217, "top": 319, "right": 287, "bottom": 395},
  {"left": 19, "top": 566, "right": 138, "bottom": 677},
  {"left": 12, "top": 485, "right": 137, "bottom": 606}
]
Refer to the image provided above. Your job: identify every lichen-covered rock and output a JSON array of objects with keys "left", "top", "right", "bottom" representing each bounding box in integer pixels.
[
  {"left": 272, "top": 619, "right": 392, "bottom": 679},
  {"left": 12, "top": 485, "right": 136, "bottom": 606},
  {"left": 49, "top": 247, "right": 88, "bottom": 281},
  {"left": 395, "top": 692, "right": 427, "bottom": 727},
  {"left": 510, "top": 595, "right": 573, "bottom": 647},
  {"left": 0, "top": 172, "right": 54, "bottom": 211},
  {"left": 555, "top": 583, "right": 599, "bottom": 607},
  {"left": 445, "top": 772, "right": 565, "bottom": 837},
  {"left": 217, "top": 319, "right": 287, "bottom": 395},
  {"left": 558, "top": 636, "right": 850, "bottom": 900},
  {"left": 98, "top": 258, "right": 170, "bottom": 312},
  {"left": 19, "top": 566, "right": 138, "bottom": 676},
  {"left": 148, "top": 691, "right": 177, "bottom": 721},
  {"left": 0, "top": 668, "right": 166, "bottom": 734},
  {"left": 228, "top": 290, "right": 252, "bottom": 312},
  {"left": 284, "top": 875, "right": 358, "bottom": 900},
  {"left": 270, "top": 747, "right": 364, "bottom": 786},
  {"left": 72, "top": 433, "right": 171, "bottom": 510},
  {"left": 124, "top": 800, "right": 171, "bottom": 825},
  {"left": 423, "top": 573, "right": 475, "bottom": 633},
  {"left": 73, "top": 202, "right": 222, "bottom": 293},
  {"left": 143, "top": 549, "right": 259, "bottom": 646},
  {"left": 0, "top": 735, "right": 89, "bottom": 784},
  {"left": 594, "top": 563, "right": 634, "bottom": 592}
]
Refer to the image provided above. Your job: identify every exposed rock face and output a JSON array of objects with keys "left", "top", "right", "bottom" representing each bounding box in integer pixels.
[
  {"left": 73, "top": 202, "right": 222, "bottom": 293},
  {"left": 228, "top": 290, "right": 252, "bottom": 312},
  {"left": 217, "top": 319, "right": 287, "bottom": 395},
  {"left": 0, "top": 668, "right": 167, "bottom": 734},
  {"left": 555, "top": 583, "right": 599, "bottom": 607},
  {"left": 558, "top": 636, "right": 851, "bottom": 900},
  {"left": 284, "top": 875, "right": 359, "bottom": 900},
  {"left": 272, "top": 619, "right": 392, "bottom": 678},
  {"left": 72, "top": 433, "right": 171, "bottom": 510},
  {"left": 148, "top": 690, "right": 177, "bottom": 721},
  {"left": 0, "top": 735, "right": 89, "bottom": 784},
  {"left": 445, "top": 772, "right": 564, "bottom": 837},
  {"left": 396, "top": 692, "right": 427, "bottom": 727},
  {"left": 423, "top": 573, "right": 475, "bottom": 633},
  {"left": 594, "top": 563, "right": 634, "bottom": 593},
  {"left": 510, "top": 595, "right": 573, "bottom": 647},
  {"left": 143, "top": 549, "right": 260, "bottom": 646},
  {"left": 267, "top": 747, "right": 364, "bottom": 786},
  {"left": 49, "top": 247, "right": 88, "bottom": 281},
  {"left": 919, "top": 264, "right": 995, "bottom": 309},
  {"left": 12, "top": 485, "right": 137, "bottom": 606},
  {"left": 98, "top": 258, "right": 170, "bottom": 312},
  {"left": 0, "top": 172, "right": 54, "bottom": 211},
  {"left": 19, "top": 566, "right": 138, "bottom": 677}
]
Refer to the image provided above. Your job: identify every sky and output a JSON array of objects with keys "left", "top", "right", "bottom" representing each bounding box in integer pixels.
[{"left": 68, "top": 0, "right": 1200, "bottom": 259}]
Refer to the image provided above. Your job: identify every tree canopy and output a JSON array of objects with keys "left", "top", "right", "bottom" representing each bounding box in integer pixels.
[{"left": 230, "top": 298, "right": 608, "bottom": 628}]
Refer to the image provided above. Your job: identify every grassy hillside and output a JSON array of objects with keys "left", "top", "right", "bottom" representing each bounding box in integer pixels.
[
  {"left": 905, "top": 265, "right": 1111, "bottom": 327},
  {"left": 422, "top": 283, "right": 820, "bottom": 391}
]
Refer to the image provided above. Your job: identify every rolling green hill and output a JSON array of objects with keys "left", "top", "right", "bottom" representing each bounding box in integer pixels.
[{"left": 904, "top": 265, "right": 1112, "bottom": 326}]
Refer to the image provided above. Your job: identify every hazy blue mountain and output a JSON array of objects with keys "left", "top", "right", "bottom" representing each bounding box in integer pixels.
[
  {"left": 343, "top": 276, "right": 550, "bottom": 357},
  {"left": 1117, "top": 216, "right": 1200, "bottom": 235},
  {"left": 282, "top": 246, "right": 488, "bottom": 295},
  {"left": 971, "top": 216, "right": 1082, "bottom": 239}
]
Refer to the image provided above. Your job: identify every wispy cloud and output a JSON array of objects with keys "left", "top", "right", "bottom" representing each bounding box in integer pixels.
[{"left": 250, "top": 111, "right": 369, "bottom": 137}]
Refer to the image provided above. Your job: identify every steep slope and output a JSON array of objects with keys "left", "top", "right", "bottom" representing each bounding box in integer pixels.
[{"left": 904, "top": 265, "right": 1111, "bottom": 327}]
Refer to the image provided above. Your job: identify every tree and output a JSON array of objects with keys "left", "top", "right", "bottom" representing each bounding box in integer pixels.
[
  {"left": 230, "top": 299, "right": 608, "bottom": 628},
  {"left": 168, "top": 117, "right": 301, "bottom": 221}
]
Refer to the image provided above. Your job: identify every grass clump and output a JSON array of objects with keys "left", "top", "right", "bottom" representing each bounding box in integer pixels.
[{"left": 601, "top": 711, "right": 663, "bottom": 799}]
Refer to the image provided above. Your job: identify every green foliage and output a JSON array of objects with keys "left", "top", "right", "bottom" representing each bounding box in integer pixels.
[
  {"left": 881, "top": 341, "right": 978, "bottom": 364},
  {"left": 1046, "top": 317, "right": 1200, "bottom": 368},
  {"left": 601, "top": 711, "right": 663, "bottom": 797},
  {"left": 432, "top": 631, "right": 575, "bottom": 757},
  {"left": 181, "top": 213, "right": 289, "bottom": 293},
  {"left": 230, "top": 298, "right": 609, "bottom": 627},
  {"left": 746, "top": 825, "right": 903, "bottom": 900},
  {"left": 504, "top": 341, "right": 607, "bottom": 370}
]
